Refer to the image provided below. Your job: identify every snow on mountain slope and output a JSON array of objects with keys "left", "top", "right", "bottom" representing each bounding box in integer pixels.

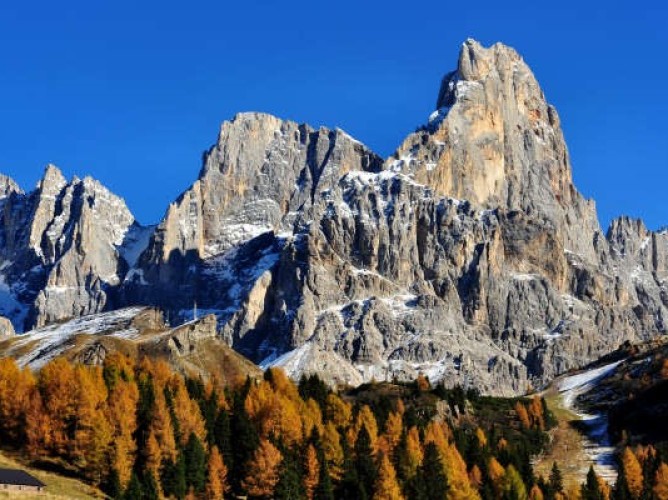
[
  {"left": 7, "top": 307, "right": 147, "bottom": 369},
  {"left": 558, "top": 360, "right": 624, "bottom": 484}
]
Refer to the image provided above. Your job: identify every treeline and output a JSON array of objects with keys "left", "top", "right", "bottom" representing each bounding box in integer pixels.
[{"left": 0, "top": 355, "right": 651, "bottom": 499}]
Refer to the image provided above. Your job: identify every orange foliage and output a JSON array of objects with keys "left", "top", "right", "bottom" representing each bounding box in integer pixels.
[
  {"left": 241, "top": 438, "right": 283, "bottom": 498},
  {"left": 373, "top": 453, "right": 404, "bottom": 500},
  {"left": 206, "top": 446, "right": 229, "bottom": 499},
  {"left": 303, "top": 444, "right": 320, "bottom": 500}
]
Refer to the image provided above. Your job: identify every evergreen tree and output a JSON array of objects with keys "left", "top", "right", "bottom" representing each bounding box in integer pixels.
[
  {"left": 105, "top": 468, "right": 123, "bottom": 500},
  {"left": 420, "top": 442, "right": 449, "bottom": 500},
  {"left": 123, "top": 472, "right": 142, "bottom": 500},
  {"left": 141, "top": 471, "right": 159, "bottom": 500},
  {"left": 355, "top": 425, "right": 377, "bottom": 499},
  {"left": 231, "top": 391, "right": 259, "bottom": 491},
  {"left": 316, "top": 453, "right": 335, "bottom": 500},
  {"left": 548, "top": 462, "right": 563, "bottom": 495},
  {"left": 580, "top": 466, "right": 604, "bottom": 500},
  {"left": 214, "top": 408, "right": 234, "bottom": 473},
  {"left": 502, "top": 464, "right": 528, "bottom": 500},
  {"left": 274, "top": 447, "right": 306, "bottom": 500},
  {"left": 162, "top": 454, "right": 187, "bottom": 499},
  {"left": 184, "top": 433, "right": 207, "bottom": 493}
]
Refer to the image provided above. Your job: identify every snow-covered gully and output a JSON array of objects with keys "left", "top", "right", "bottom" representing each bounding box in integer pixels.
[{"left": 557, "top": 360, "right": 624, "bottom": 484}]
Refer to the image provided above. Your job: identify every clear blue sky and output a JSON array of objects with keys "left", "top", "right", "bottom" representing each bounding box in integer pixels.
[{"left": 0, "top": 1, "right": 666, "bottom": 229}]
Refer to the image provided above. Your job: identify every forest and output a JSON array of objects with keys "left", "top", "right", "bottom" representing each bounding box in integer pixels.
[{"left": 0, "top": 355, "right": 666, "bottom": 499}]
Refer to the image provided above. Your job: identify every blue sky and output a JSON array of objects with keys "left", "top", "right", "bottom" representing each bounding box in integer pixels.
[{"left": 0, "top": 1, "right": 666, "bottom": 229}]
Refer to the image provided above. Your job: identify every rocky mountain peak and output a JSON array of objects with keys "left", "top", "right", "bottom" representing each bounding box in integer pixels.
[
  {"left": 0, "top": 175, "right": 21, "bottom": 198},
  {"left": 39, "top": 164, "right": 67, "bottom": 194},
  {"left": 3, "top": 40, "right": 667, "bottom": 396}
]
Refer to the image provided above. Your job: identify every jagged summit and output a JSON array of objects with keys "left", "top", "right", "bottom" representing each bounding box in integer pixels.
[{"left": 1, "top": 40, "right": 666, "bottom": 395}]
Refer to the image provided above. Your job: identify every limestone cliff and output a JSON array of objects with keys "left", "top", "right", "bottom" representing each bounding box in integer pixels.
[{"left": 2, "top": 40, "right": 666, "bottom": 395}]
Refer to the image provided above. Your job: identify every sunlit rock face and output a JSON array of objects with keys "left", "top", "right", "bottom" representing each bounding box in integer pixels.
[{"left": 4, "top": 40, "right": 667, "bottom": 395}]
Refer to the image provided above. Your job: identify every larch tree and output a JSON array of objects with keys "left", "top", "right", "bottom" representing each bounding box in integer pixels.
[
  {"left": 488, "top": 457, "right": 506, "bottom": 497},
  {"left": 172, "top": 382, "right": 207, "bottom": 446},
  {"left": 529, "top": 483, "right": 544, "bottom": 500},
  {"left": 303, "top": 444, "right": 320, "bottom": 500},
  {"left": 654, "top": 462, "right": 668, "bottom": 500},
  {"left": 72, "top": 365, "right": 113, "bottom": 484},
  {"left": 241, "top": 437, "right": 283, "bottom": 499},
  {"left": 515, "top": 402, "right": 531, "bottom": 430},
  {"left": 38, "top": 358, "right": 78, "bottom": 456},
  {"left": 621, "top": 447, "right": 643, "bottom": 499},
  {"left": 322, "top": 422, "right": 344, "bottom": 482},
  {"left": 373, "top": 453, "right": 404, "bottom": 500},
  {"left": 0, "top": 358, "right": 34, "bottom": 443},
  {"left": 325, "top": 393, "right": 352, "bottom": 428},
  {"left": 206, "top": 445, "right": 229, "bottom": 500},
  {"left": 107, "top": 379, "right": 139, "bottom": 488}
]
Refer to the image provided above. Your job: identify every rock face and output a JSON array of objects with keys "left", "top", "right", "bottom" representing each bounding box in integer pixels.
[
  {"left": 0, "top": 165, "right": 152, "bottom": 331},
  {"left": 2, "top": 39, "right": 667, "bottom": 395}
]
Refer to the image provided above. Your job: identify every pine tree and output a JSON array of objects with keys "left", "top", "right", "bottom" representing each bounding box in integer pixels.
[
  {"left": 214, "top": 409, "right": 234, "bottom": 474},
  {"left": 355, "top": 425, "right": 377, "bottom": 499},
  {"left": 162, "top": 453, "right": 187, "bottom": 499},
  {"left": 105, "top": 468, "right": 123, "bottom": 500},
  {"left": 549, "top": 462, "right": 563, "bottom": 495},
  {"left": 184, "top": 432, "right": 207, "bottom": 493},
  {"left": 421, "top": 442, "right": 448, "bottom": 500},
  {"left": 373, "top": 453, "right": 404, "bottom": 500},
  {"left": 316, "top": 447, "right": 335, "bottom": 500},
  {"left": 124, "top": 472, "right": 142, "bottom": 500},
  {"left": 231, "top": 391, "right": 259, "bottom": 491},
  {"left": 141, "top": 471, "right": 159, "bottom": 500},
  {"left": 503, "top": 464, "right": 528, "bottom": 500},
  {"left": 581, "top": 466, "right": 604, "bottom": 500},
  {"left": 274, "top": 447, "right": 305, "bottom": 500}
]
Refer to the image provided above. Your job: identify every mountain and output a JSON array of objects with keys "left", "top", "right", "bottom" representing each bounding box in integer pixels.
[{"left": 1, "top": 39, "right": 667, "bottom": 395}]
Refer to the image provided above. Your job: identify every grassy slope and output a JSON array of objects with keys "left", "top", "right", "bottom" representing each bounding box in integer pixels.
[
  {"left": 531, "top": 388, "right": 595, "bottom": 490},
  {"left": 0, "top": 450, "right": 102, "bottom": 499}
]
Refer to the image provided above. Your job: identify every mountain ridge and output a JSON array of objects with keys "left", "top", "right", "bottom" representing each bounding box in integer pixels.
[{"left": 1, "top": 39, "right": 666, "bottom": 395}]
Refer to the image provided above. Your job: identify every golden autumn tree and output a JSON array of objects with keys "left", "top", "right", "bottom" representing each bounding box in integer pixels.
[
  {"left": 38, "top": 358, "right": 78, "bottom": 456},
  {"left": 654, "top": 462, "right": 668, "bottom": 500},
  {"left": 0, "top": 358, "right": 35, "bottom": 442},
  {"left": 106, "top": 379, "right": 139, "bottom": 488},
  {"left": 469, "top": 464, "right": 483, "bottom": 489},
  {"left": 322, "top": 422, "right": 344, "bottom": 482},
  {"left": 241, "top": 438, "right": 283, "bottom": 498},
  {"left": 303, "top": 444, "right": 320, "bottom": 500},
  {"left": 149, "top": 389, "right": 178, "bottom": 466},
  {"left": 402, "top": 426, "right": 423, "bottom": 481},
  {"left": 72, "top": 365, "right": 113, "bottom": 483},
  {"left": 442, "top": 443, "right": 480, "bottom": 500},
  {"left": 24, "top": 390, "right": 50, "bottom": 459},
  {"left": 621, "top": 447, "right": 643, "bottom": 499},
  {"left": 488, "top": 457, "right": 506, "bottom": 497},
  {"left": 325, "top": 393, "right": 352, "bottom": 428},
  {"left": 379, "top": 410, "right": 403, "bottom": 458},
  {"left": 206, "top": 445, "right": 229, "bottom": 500},
  {"left": 515, "top": 402, "right": 531, "bottom": 429},
  {"left": 529, "top": 484, "right": 544, "bottom": 500},
  {"left": 172, "top": 381, "right": 207, "bottom": 446},
  {"left": 373, "top": 453, "right": 404, "bottom": 500}
]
